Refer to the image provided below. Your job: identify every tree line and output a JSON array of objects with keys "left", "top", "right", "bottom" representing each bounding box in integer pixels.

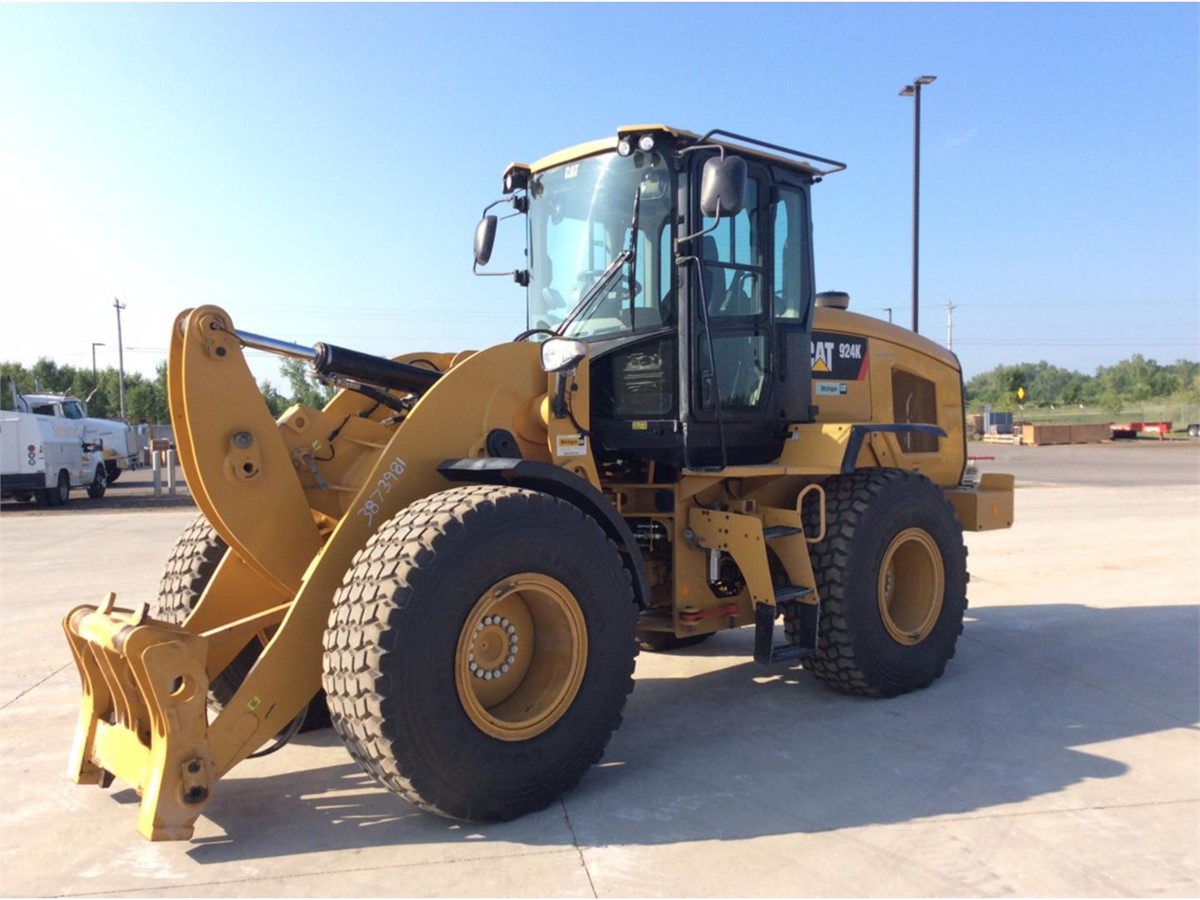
[
  {"left": 0, "top": 357, "right": 332, "bottom": 422},
  {"left": 965, "top": 355, "right": 1200, "bottom": 414},
  {"left": 4, "top": 352, "right": 1196, "bottom": 422}
]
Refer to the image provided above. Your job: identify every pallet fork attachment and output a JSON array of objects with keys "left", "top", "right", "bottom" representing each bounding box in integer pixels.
[{"left": 63, "top": 593, "right": 214, "bottom": 841}]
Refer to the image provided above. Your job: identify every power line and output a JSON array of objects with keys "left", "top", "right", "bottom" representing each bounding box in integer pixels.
[
  {"left": 949, "top": 298, "right": 1197, "bottom": 309},
  {"left": 954, "top": 339, "right": 1198, "bottom": 347}
]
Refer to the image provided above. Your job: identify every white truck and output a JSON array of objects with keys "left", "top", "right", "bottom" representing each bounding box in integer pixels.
[
  {"left": 0, "top": 410, "right": 107, "bottom": 505},
  {"left": 14, "top": 391, "right": 140, "bottom": 483}
]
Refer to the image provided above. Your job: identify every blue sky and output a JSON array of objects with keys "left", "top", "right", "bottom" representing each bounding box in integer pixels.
[{"left": 1, "top": 3, "right": 1196, "bottom": 389}]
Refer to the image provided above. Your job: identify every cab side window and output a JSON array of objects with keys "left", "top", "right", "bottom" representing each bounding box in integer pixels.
[
  {"left": 700, "top": 179, "right": 763, "bottom": 318},
  {"left": 773, "top": 187, "right": 807, "bottom": 321}
]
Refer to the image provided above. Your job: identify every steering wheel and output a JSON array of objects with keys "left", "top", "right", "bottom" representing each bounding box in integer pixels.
[
  {"left": 513, "top": 328, "right": 559, "bottom": 342},
  {"left": 574, "top": 269, "right": 642, "bottom": 312}
]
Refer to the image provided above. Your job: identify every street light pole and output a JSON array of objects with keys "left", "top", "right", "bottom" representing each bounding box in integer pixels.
[
  {"left": 900, "top": 75, "right": 936, "bottom": 334},
  {"left": 883, "top": 307, "right": 893, "bottom": 324},
  {"left": 91, "top": 342, "right": 105, "bottom": 384}
]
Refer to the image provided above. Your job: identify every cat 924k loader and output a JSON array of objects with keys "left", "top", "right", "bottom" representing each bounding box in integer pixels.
[{"left": 62, "top": 125, "right": 1014, "bottom": 841}]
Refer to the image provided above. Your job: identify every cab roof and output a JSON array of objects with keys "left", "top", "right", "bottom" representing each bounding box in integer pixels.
[{"left": 522, "top": 125, "right": 844, "bottom": 179}]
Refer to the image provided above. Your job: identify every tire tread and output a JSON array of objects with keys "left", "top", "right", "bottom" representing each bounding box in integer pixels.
[
  {"left": 322, "top": 484, "right": 639, "bottom": 820},
  {"left": 788, "top": 468, "right": 968, "bottom": 698}
]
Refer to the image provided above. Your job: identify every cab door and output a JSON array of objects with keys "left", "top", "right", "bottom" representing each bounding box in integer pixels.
[
  {"left": 693, "top": 172, "right": 769, "bottom": 419},
  {"left": 684, "top": 157, "right": 814, "bottom": 465}
]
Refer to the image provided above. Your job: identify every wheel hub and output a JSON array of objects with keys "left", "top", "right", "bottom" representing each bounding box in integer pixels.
[
  {"left": 455, "top": 573, "right": 587, "bottom": 741},
  {"left": 468, "top": 616, "right": 519, "bottom": 680},
  {"left": 877, "top": 527, "right": 945, "bottom": 645}
]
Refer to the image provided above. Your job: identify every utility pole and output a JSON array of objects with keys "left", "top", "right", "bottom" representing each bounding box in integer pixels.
[
  {"left": 113, "top": 298, "right": 127, "bottom": 420},
  {"left": 945, "top": 300, "right": 956, "bottom": 350},
  {"left": 91, "top": 342, "right": 105, "bottom": 387},
  {"left": 900, "top": 75, "right": 937, "bottom": 334}
]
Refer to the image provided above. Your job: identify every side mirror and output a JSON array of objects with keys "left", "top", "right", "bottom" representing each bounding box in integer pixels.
[
  {"left": 474, "top": 216, "right": 498, "bottom": 267},
  {"left": 699, "top": 155, "right": 747, "bottom": 218}
]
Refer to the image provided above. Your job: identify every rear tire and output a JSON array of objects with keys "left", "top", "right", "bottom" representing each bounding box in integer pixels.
[
  {"left": 791, "top": 469, "right": 967, "bottom": 698},
  {"left": 156, "top": 513, "right": 331, "bottom": 729},
  {"left": 87, "top": 464, "right": 107, "bottom": 499},
  {"left": 40, "top": 470, "right": 70, "bottom": 507},
  {"left": 323, "top": 485, "right": 639, "bottom": 821}
]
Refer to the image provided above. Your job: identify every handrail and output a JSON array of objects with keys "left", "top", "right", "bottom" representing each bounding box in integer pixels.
[{"left": 691, "top": 129, "right": 847, "bottom": 176}]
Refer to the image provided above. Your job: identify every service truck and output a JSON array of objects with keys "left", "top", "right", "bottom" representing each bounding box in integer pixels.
[
  {"left": 0, "top": 409, "right": 107, "bottom": 505},
  {"left": 13, "top": 389, "right": 140, "bottom": 483}
]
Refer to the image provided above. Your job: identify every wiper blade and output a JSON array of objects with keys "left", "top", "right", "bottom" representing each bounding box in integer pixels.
[{"left": 555, "top": 249, "right": 632, "bottom": 335}]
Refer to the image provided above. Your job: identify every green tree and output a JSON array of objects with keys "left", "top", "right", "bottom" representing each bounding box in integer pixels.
[
  {"left": 279, "top": 357, "right": 334, "bottom": 409},
  {"left": 30, "top": 358, "right": 74, "bottom": 393},
  {"left": 259, "top": 380, "right": 290, "bottom": 417},
  {"left": 123, "top": 362, "right": 170, "bottom": 423},
  {"left": 1098, "top": 389, "right": 1125, "bottom": 418}
]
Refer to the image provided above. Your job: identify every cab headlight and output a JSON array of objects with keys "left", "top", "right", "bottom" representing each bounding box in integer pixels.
[{"left": 540, "top": 338, "right": 587, "bottom": 374}]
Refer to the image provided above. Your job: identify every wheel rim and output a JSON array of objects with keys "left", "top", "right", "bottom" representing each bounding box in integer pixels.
[
  {"left": 455, "top": 573, "right": 587, "bottom": 742},
  {"left": 877, "top": 527, "right": 944, "bottom": 645},
  {"left": 58, "top": 474, "right": 69, "bottom": 502}
]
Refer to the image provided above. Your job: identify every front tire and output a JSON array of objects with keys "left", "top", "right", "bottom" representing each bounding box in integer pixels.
[
  {"left": 793, "top": 469, "right": 968, "bottom": 698},
  {"left": 323, "top": 485, "right": 639, "bottom": 821},
  {"left": 156, "top": 515, "right": 256, "bottom": 710},
  {"left": 87, "top": 464, "right": 107, "bottom": 499}
]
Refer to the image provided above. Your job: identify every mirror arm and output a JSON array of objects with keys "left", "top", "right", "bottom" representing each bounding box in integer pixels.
[
  {"left": 472, "top": 263, "right": 530, "bottom": 284},
  {"left": 675, "top": 198, "right": 723, "bottom": 251},
  {"left": 473, "top": 193, "right": 528, "bottom": 280},
  {"left": 480, "top": 195, "right": 519, "bottom": 217},
  {"left": 674, "top": 141, "right": 726, "bottom": 161}
]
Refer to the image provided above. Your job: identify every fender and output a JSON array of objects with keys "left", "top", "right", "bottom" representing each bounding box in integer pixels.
[
  {"left": 438, "top": 457, "right": 651, "bottom": 610},
  {"left": 842, "top": 424, "right": 947, "bottom": 474}
]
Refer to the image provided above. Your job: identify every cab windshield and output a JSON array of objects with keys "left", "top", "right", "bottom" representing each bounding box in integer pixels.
[{"left": 527, "top": 150, "right": 674, "bottom": 339}]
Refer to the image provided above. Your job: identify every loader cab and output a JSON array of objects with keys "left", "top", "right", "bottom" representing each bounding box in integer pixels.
[{"left": 509, "top": 127, "right": 842, "bottom": 469}]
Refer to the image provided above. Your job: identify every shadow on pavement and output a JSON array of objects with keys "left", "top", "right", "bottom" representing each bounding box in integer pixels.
[
  {"left": 0, "top": 480, "right": 195, "bottom": 514},
  {"left": 182, "top": 601, "right": 1198, "bottom": 863}
]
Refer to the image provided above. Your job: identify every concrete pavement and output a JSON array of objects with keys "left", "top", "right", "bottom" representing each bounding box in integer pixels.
[{"left": 1, "top": 444, "right": 1196, "bottom": 897}]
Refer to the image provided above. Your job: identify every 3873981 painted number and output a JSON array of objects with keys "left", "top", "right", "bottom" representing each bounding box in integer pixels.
[{"left": 357, "top": 457, "right": 407, "bottom": 527}]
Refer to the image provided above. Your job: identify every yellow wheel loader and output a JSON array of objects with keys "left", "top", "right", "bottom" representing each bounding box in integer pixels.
[{"left": 62, "top": 125, "right": 1014, "bottom": 840}]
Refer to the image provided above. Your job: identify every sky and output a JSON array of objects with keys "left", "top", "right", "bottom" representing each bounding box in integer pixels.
[{"left": 0, "top": 2, "right": 1196, "bottom": 391}]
